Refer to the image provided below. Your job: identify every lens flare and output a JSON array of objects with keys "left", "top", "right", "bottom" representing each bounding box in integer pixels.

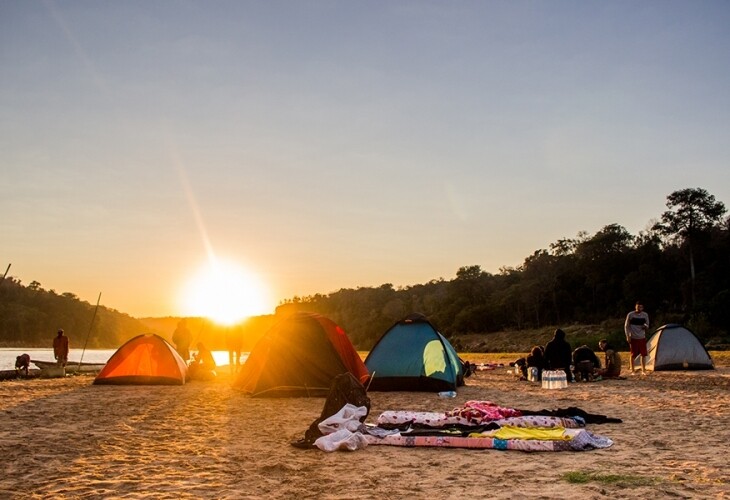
[{"left": 180, "top": 257, "right": 271, "bottom": 325}]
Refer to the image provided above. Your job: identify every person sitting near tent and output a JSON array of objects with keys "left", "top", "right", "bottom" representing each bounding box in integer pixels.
[
  {"left": 525, "top": 345, "right": 545, "bottom": 381},
  {"left": 188, "top": 342, "right": 217, "bottom": 381},
  {"left": 15, "top": 353, "right": 31, "bottom": 376},
  {"left": 595, "top": 339, "right": 622, "bottom": 379},
  {"left": 572, "top": 345, "right": 601, "bottom": 382},
  {"left": 544, "top": 328, "right": 573, "bottom": 382},
  {"left": 53, "top": 328, "right": 69, "bottom": 367}
]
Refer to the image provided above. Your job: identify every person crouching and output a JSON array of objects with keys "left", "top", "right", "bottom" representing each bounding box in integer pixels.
[{"left": 15, "top": 353, "right": 31, "bottom": 376}]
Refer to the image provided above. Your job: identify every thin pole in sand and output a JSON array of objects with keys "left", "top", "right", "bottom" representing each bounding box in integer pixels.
[
  {"left": 365, "top": 371, "right": 375, "bottom": 392},
  {"left": 0, "top": 263, "right": 10, "bottom": 283},
  {"left": 77, "top": 292, "right": 102, "bottom": 372}
]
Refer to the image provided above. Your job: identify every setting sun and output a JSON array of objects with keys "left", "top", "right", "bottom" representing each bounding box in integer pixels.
[{"left": 179, "top": 257, "right": 272, "bottom": 325}]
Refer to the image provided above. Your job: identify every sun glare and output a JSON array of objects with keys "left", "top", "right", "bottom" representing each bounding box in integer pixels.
[{"left": 180, "top": 258, "right": 271, "bottom": 325}]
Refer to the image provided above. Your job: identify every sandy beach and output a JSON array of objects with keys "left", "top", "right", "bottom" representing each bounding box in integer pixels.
[{"left": 1, "top": 365, "right": 728, "bottom": 499}]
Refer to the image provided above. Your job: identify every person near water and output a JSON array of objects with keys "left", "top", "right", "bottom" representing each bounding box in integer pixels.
[
  {"left": 188, "top": 342, "right": 217, "bottom": 380},
  {"left": 15, "top": 353, "right": 31, "bottom": 376},
  {"left": 226, "top": 328, "right": 243, "bottom": 374},
  {"left": 53, "top": 329, "right": 69, "bottom": 367}
]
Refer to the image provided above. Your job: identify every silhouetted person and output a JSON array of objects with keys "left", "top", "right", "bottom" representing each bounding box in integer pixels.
[
  {"left": 53, "top": 329, "right": 69, "bottom": 367},
  {"left": 226, "top": 328, "right": 243, "bottom": 374},
  {"left": 15, "top": 353, "right": 31, "bottom": 376},
  {"left": 544, "top": 328, "right": 573, "bottom": 382},
  {"left": 572, "top": 345, "right": 601, "bottom": 382},
  {"left": 188, "top": 342, "right": 216, "bottom": 381},
  {"left": 172, "top": 319, "right": 191, "bottom": 361}
]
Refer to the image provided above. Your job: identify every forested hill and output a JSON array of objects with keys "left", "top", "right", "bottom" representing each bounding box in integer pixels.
[
  {"left": 0, "top": 279, "right": 277, "bottom": 350},
  {"left": 0, "top": 278, "right": 149, "bottom": 348},
  {"left": 280, "top": 188, "right": 730, "bottom": 350},
  {"left": 2, "top": 188, "right": 728, "bottom": 351}
]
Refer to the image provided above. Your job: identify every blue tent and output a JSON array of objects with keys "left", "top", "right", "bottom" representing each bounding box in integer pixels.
[{"left": 364, "top": 313, "right": 464, "bottom": 392}]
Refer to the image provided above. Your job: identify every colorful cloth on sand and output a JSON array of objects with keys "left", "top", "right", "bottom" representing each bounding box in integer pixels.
[
  {"left": 376, "top": 401, "right": 581, "bottom": 429},
  {"left": 446, "top": 400, "right": 522, "bottom": 424},
  {"left": 365, "top": 428, "right": 613, "bottom": 452},
  {"left": 472, "top": 425, "right": 572, "bottom": 441}
]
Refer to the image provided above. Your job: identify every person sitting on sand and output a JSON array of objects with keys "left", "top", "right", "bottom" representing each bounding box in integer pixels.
[
  {"left": 188, "top": 342, "right": 217, "bottom": 381},
  {"left": 510, "top": 356, "right": 528, "bottom": 379},
  {"left": 595, "top": 339, "right": 622, "bottom": 379},
  {"left": 572, "top": 345, "right": 601, "bottom": 382},
  {"left": 15, "top": 353, "right": 31, "bottom": 376},
  {"left": 544, "top": 328, "right": 573, "bottom": 382},
  {"left": 525, "top": 345, "right": 545, "bottom": 381}
]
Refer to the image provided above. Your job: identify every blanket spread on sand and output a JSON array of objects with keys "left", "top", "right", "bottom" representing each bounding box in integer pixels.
[
  {"left": 313, "top": 402, "right": 614, "bottom": 452},
  {"left": 376, "top": 400, "right": 581, "bottom": 429},
  {"left": 365, "top": 427, "right": 612, "bottom": 452}
]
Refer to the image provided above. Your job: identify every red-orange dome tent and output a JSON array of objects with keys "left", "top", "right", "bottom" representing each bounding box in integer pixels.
[
  {"left": 233, "top": 312, "right": 369, "bottom": 397},
  {"left": 94, "top": 333, "right": 188, "bottom": 385}
]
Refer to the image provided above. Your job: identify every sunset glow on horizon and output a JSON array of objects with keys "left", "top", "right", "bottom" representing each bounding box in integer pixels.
[{"left": 179, "top": 257, "right": 273, "bottom": 326}]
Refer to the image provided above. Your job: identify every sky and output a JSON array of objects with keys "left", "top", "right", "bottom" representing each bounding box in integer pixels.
[{"left": 2, "top": 1, "right": 730, "bottom": 319}]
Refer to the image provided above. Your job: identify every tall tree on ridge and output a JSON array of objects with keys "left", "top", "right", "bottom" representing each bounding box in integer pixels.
[{"left": 653, "top": 188, "right": 726, "bottom": 308}]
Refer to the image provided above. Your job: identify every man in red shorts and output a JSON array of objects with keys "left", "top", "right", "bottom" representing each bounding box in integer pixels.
[{"left": 624, "top": 301, "right": 649, "bottom": 375}]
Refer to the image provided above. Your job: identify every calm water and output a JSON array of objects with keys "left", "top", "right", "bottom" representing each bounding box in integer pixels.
[{"left": 0, "top": 348, "right": 245, "bottom": 371}]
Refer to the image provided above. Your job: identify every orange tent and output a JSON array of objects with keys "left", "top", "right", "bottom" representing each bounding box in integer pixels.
[
  {"left": 94, "top": 334, "right": 188, "bottom": 385},
  {"left": 233, "top": 312, "right": 369, "bottom": 397}
]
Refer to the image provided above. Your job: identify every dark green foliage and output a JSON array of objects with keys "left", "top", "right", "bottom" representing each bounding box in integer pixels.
[
  {"left": 285, "top": 190, "right": 729, "bottom": 350},
  {"left": 0, "top": 277, "right": 148, "bottom": 347}
]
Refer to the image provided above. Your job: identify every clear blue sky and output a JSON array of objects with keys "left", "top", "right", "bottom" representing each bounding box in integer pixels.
[{"left": 2, "top": 1, "right": 729, "bottom": 318}]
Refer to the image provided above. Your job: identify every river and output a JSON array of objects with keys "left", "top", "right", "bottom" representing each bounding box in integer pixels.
[{"left": 0, "top": 348, "right": 245, "bottom": 371}]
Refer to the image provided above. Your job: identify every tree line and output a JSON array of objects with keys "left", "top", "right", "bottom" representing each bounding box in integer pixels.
[
  {"left": 281, "top": 188, "right": 729, "bottom": 349},
  {"left": 0, "top": 281, "right": 148, "bottom": 348},
  {"left": 1, "top": 188, "right": 728, "bottom": 351}
]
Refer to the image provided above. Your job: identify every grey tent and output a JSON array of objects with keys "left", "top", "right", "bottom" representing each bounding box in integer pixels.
[{"left": 638, "top": 324, "right": 714, "bottom": 371}]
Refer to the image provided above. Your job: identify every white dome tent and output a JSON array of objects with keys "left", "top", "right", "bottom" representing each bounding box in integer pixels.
[{"left": 638, "top": 324, "right": 714, "bottom": 371}]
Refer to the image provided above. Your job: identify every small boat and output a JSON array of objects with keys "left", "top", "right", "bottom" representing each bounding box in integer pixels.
[
  {"left": 0, "top": 369, "right": 41, "bottom": 381},
  {"left": 32, "top": 360, "right": 107, "bottom": 373}
]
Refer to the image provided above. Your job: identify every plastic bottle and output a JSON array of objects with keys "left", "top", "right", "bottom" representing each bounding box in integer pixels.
[
  {"left": 558, "top": 370, "right": 567, "bottom": 389},
  {"left": 438, "top": 391, "right": 457, "bottom": 398}
]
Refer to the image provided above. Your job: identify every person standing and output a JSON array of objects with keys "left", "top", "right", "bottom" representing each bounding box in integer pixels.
[
  {"left": 53, "top": 329, "right": 69, "bottom": 367},
  {"left": 172, "top": 319, "right": 191, "bottom": 361},
  {"left": 544, "top": 328, "right": 573, "bottom": 382},
  {"left": 625, "top": 301, "right": 650, "bottom": 374},
  {"left": 226, "top": 328, "right": 243, "bottom": 374}
]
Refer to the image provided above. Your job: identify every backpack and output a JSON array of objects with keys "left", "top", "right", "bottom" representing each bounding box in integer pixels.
[{"left": 291, "top": 372, "right": 371, "bottom": 449}]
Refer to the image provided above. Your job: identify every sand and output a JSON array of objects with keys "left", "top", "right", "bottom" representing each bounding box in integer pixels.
[{"left": 1, "top": 366, "right": 728, "bottom": 499}]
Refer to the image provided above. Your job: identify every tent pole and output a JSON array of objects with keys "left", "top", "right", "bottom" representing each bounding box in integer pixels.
[{"left": 77, "top": 292, "right": 102, "bottom": 372}]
